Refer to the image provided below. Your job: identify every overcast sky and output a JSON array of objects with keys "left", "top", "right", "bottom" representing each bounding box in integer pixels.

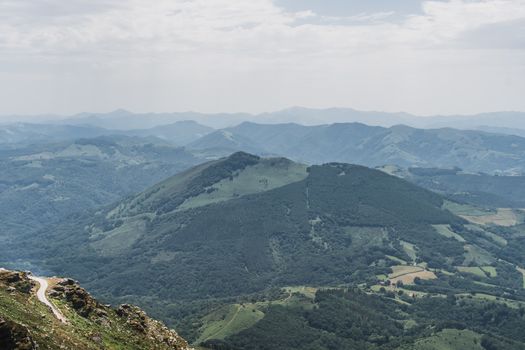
[{"left": 1, "top": 0, "right": 524, "bottom": 116}]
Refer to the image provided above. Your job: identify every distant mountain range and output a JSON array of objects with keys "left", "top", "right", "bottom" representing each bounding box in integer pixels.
[
  {"left": 189, "top": 122, "right": 525, "bottom": 175},
  {"left": 52, "top": 109, "right": 250, "bottom": 129},
  {"left": 4, "top": 107, "right": 525, "bottom": 132},
  {"left": 0, "top": 120, "right": 214, "bottom": 147},
  {"left": 0, "top": 123, "right": 110, "bottom": 146},
  {"left": 4, "top": 117, "right": 525, "bottom": 175}
]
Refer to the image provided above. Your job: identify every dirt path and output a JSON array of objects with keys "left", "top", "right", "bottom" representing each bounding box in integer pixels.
[
  {"left": 204, "top": 305, "right": 243, "bottom": 341},
  {"left": 28, "top": 275, "right": 68, "bottom": 324},
  {"left": 223, "top": 306, "right": 242, "bottom": 330},
  {"left": 283, "top": 291, "right": 293, "bottom": 303},
  {"left": 391, "top": 267, "right": 425, "bottom": 279}
]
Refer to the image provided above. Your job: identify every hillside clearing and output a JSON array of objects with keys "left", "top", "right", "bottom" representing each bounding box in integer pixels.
[
  {"left": 443, "top": 201, "right": 492, "bottom": 216},
  {"left": 457, "top": 266, "right": 497, "bottom": 278},
  {"left": 432, "top": 225, "right": 465, "bottom": 242},
  {"left": 403, "top": 328, "right": 483, "bottom": 350},
  {"left": 400, "top": 241, "right": 418, "bottom": 261},
  {"left": 178, "top": 159, "right": 308, "bottom": 211},
  {"left": 463, "top": 245, "right": 495, "bottom": 266},
  {"left": 389, "top": 265, "right": 437, "bottom": 285},
  {"left": 465, "top": 224, "right": 507, "bottom": 246},
  {"left": 196, "top": 304, "right": 264, "bottom": 344},
  {"left": 461, "top": 208, "right": 518, "bottom": 227}
]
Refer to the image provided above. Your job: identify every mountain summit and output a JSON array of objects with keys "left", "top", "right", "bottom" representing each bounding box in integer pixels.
[{"left": 24, "top": 152, "right": 459, "bottom": 302}]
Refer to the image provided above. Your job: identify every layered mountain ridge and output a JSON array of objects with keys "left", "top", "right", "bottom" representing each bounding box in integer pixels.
[{"left": 189, "top": 122, "right": 525, "bottom": 174}]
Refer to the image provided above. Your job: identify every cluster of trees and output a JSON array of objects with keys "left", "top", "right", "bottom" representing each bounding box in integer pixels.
[{"left": 203, "top": 288, "right": 525, "bottom": 350}]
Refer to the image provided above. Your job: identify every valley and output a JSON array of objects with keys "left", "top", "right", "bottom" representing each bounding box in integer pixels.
[
  {"left": 1, "top": 149, "right": 524, "bottom": 349},
  {"left": 2, "top": 120, "right": 525, "bottom": 349}
]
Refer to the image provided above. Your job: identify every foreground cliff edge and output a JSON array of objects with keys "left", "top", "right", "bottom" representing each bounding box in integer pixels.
[{"left": 0, "top": 269, "right": 192, "bottom": 350}]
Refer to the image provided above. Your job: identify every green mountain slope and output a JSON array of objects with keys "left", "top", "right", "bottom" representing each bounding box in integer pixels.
[
  {"left": 0, "top": 123, "right": 112, "bottom": 146},
  {"left": 200, "top": 287, "right": 525, "bottom": 350},
  {"left": 0, "top": 136, "right": 202, "bottom": 242},
  {"left": 24, "top": 153, "right": 462, "bottom": 299},
  {"left": 0, "top": 269, "right": 191, "bottom": 350},
  {"left": 0, "top": 120, "right": 214, "bottom": 147},
  {"left": 122, "top": 120, "right": 215, "bottom": 145},
  {"left": 406, "top": 167, "right": 525, "bottom": 208},
  {"left": 189, "top": 122, "right": 525, "bottom": 174}
]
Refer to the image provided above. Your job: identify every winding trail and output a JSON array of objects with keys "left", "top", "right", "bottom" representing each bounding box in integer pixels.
[{"left": 28, "top": 275, "right": 68, "bottom": 324}]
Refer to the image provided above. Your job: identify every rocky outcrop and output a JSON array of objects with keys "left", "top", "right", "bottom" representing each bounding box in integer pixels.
[
  {"left": 49, "top": 278, "right": 108, "bottom": 324},
  {"left": 1, "top": 269, "right": 192, "bottom": 349},
  {"left": 117, "top": 304, "right": 192, "bottom": 350},
  {"left": 0, "top": 270, "right": 34, "bottom": 294},
  {"left": 0, "top": 317, "right": 37, "bottom": 350}
]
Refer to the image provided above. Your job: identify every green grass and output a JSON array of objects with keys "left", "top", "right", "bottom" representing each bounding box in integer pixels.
[
  {"left": 463, "top": 245, "right": 495, "bottom": 266},
  {"left": 457, "top": 266, "right": 486, "bottom": 278},
  {"left": 456, "top": 266, "right": 497, "bottom": 279},
  {"left": 472, "top": 293, "right": 524, "bottom": 309},
  {"left": 480, "top": 266, "right": 497, "bottom": 277},
  {"left": 178, "top": 159, "right": 307, "bottom": 211},
  {"left": 282, "top": 286, "right": 318, "bottom": 300},
  {"left": 111, "top": 160, "right": 214, "bottom": 217},
  {"left": 402, "top": 329, "right": 483, "bottom": 350},
  {"left": 90, "top": 217, "right": 147, "bottom": 257},
  {"left": 432, "top": 225, "right": 465, "bottom": 242},
  {"left": 196, "top": 287, "right": 319, "bottom": 344},
  {"left": 443, "top": 201, "right": 492, "bottom": 217},
  {"left": 196, "top": 303, "right": 264, "bottom": 344},
  {"left": 376, "top": 274, "right": 389, "bottom": 281},
  {"left": 0, "top": 279, "right": 189, "bottom": 350},
  {"left": 461, "top": 208, "right": 519, "bottom": 227},
  {"left": 465, "top": 225, "right": 507, "bottom": 246},
  {"left": 401, "top": 241, "right": 418, "bottom": 261}
]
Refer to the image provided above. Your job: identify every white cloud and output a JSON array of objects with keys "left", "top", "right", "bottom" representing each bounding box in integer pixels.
[{"left": 0, "top": 0, "right": 524, "bottom": 115}]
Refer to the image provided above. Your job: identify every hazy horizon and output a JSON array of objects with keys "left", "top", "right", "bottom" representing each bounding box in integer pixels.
[{"left": 2, "top": 106, "right": 525, "bottom": 126}]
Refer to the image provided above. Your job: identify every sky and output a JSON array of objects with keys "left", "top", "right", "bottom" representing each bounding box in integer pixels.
[{"left": 0, "top": 0, "right": 524, "bottom": 117}]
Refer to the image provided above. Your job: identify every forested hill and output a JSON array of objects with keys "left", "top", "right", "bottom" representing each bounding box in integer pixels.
[
  {"left": 16, "top": 152, "right": 461, "bottom": 301},
  {"left": 6, "top": 152, "right": 525, "bottom": 349},
  {"left": 0, "top": 135, "right": 202, "bottom": 241}
]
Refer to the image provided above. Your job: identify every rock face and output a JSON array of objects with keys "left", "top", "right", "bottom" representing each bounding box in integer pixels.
[
  {"left": 0, "top": 269, "right": 192, "bottom": 350},
  {"left": 49, "top": 278, "right": 102, "bottom": 319},
  {"left": 117, "top": 304, "right": 192, "bottom": 349},
  {"left": 0, "top": 270, "right": 34, "bottom": 294},
  {"left": 0, "top": 317, "right": 37, "bottom": 350},
  {"left": 49, "top": 279, "right": 192, "bottom": 349}
]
